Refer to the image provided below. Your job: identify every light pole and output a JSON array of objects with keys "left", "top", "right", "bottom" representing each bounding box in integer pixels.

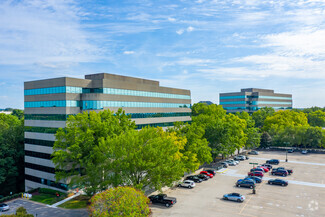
[{"left": 284, "top": 142, "right": 289, "bottom": 162}]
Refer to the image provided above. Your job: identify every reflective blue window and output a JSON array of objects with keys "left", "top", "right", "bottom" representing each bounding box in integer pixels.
[
  {"left": 220, "top": 101, "right": 246, "bottom": 105},
  {"left": 25, "top": 100, "right": 80, "bottom": 108},
  {"left": 82, "top": 101, "right": 191, "bottom": 109},
  {"left": 25, "top": 86, "right": 82, "bottom": 95},
  {"left": 220, "top": 95, "right": 246, "bottom": 99},
  {"left": 86, "top": 88, "right": 191, "bottom": 99},
  {"left": 258, "top": 96, "right": 292, "bottom": 100},
  {"left": 252, "top": 101, "right": 292, "bottom": 105},
  {"left": 222, "top": 107, "right": 246, "bottom": 110}
]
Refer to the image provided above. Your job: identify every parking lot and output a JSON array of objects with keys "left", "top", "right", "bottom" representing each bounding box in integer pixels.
[{"left": 151, "top": 151, "right": 325, "bottom": 217}]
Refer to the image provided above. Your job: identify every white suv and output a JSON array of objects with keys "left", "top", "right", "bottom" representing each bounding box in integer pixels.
[{"left": 178, "top": 180, "right": 196, "bottom": 188}]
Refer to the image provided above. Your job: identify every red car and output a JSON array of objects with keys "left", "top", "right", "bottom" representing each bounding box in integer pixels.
[
  {"left": 248, "top": 171, "right": 264, "bottom": 177},
  {"left": 200, "top": 171, "right": 213, "bottom": 178},
  {"left": 257, "top": 166, "right": 269, "bottom": 172}
]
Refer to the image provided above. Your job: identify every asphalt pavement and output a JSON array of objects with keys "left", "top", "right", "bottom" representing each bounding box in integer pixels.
[{"left": 0, "top": 199, "right": 89, "bottom": 217}]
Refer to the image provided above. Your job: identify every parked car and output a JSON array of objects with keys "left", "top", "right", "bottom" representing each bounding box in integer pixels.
[
  {"left": 257, "top": 166, "right": 269, "bottom": 172},
  {"left": 266, "top": 159, "right": 280, "bottom": 165},
  {"left": 185, "top": 175, "right": 203, "bottom": 183},
  {"left": 302, "top": 150, "right": 308, "bottom": 154},
  {"left": 223, "top": 193, "right": 245, "bottom": 202},
  {"left": 234, "top": 156, "right": 245, "bottom": 161},
  {"left": 273, "top": 167, "right": 293, "bottom": 175},
  {"left": 178, "top": 180, "right": 196, "bottom": 188},
  {"left": 261, "top": 164, "right": 273, "bottom": 170},
  {"left": 236, "top": 179, "right": 256, "bottom": 188},
  {"left": 225, "top": 160, "right": 237, "bottom": 166},
  {"left": 0, "top": 203, "right": 9, "bottom": 212},
  {"left": 148, "top": 194, "right": 177, "bottom": 207},
  {"left": 268, "top": 179, "right": 288, "bottom": 186},
  {"left": 271, "top": 169, "right": 288, "bottom": 177},
  {"left": 250, "top": 168, "right": 264, "bottom": 173},
  {"left": 221, "top": 162, "right": 228, "bottom": 168},
  {"left": 248, "top": 150, "right": 259, "bottom": 155},
  {"left": 195, "top": 174, "right": 209, "bottom": 181},
  {"left": 245, "top": 176, "right": 262, "bottom": 183},
  {"left": 200, "top": 171, "right": 214, "bottom": 178},
  {"left": 288, "top": 149, "right": 294, "bottom": 153},
  {"left": 248, "top": 171, "right": 264, "bottom": 177},
  {"left": 205, "top": 169, "right": 216, "bottom": 176}
]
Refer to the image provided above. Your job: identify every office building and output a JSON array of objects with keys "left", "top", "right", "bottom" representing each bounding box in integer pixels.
[
  {"left": 24, "top": 73, "right": 191, "bottom": 191},
  {"left": 198, "top": 101, "right": 214, "bottom": 105},
  {"left": 219, "top": 88, "right": 292, "bottom": 113}
]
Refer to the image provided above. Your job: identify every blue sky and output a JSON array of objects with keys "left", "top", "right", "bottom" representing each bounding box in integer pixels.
[{"left": 1, "top": 0, "right": 325, "bottom": 109}]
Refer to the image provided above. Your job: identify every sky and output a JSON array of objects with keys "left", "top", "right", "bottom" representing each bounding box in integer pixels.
[{"left": 1, "top": 0, "right": 325, "bottom": 109}]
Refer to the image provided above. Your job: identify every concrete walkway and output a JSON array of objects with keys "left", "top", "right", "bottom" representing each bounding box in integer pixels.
[{"left": 49, "top": 192, "right": 81, "bottom": 208}]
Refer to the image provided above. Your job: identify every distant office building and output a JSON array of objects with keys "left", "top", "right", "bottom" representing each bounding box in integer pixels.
[
  {"left": 24, "top": 73, "right": 191, "bottom": 191},
  {"left": 219, "top": 88, "right": 292, "bottom": 113},
  {"left": 198, "top": 101, "right": 214, "bottom": 105}
]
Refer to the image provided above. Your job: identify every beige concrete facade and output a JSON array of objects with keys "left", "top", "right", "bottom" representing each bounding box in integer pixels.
[{"left": 24, "top": 73, "right": 192, "bottom": 192}]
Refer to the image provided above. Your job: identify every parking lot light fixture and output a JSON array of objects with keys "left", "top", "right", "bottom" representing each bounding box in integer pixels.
[{"left": 284, "top": 142, "right": 289, "bottom": 162}]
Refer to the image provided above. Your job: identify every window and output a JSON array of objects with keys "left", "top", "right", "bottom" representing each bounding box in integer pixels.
[{"left": 25, "top": 86, "right": 82, "bottom": 95}]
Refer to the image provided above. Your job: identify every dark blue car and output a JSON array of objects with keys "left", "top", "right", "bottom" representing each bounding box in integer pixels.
[
  {"left": 245, "top": 176, "right": 262, "bottom": 183},
  {"left": 266, "top": 159, "right": 280, "bottom": 165},
  {"left": 268, "top": 179, "right": 288, "bottom": 186}
]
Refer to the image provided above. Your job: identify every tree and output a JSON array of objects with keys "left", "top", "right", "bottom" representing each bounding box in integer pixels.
[
  {"left": 11, "top": 109, "right": 24, "bottom": 120},
  {"left": 191, "top": 103, "right": 247, "bottom": 159},
  {"left": 236, "top": 112, "right": 261, "bottom": 149},
  {"left": 252, "top": 107, "right": 275, "bottom": 128},
  {"left": 263, "top": 110, "right": 308, "bottom": 134},
  {"left": 104, "top": 127, "right": 186, "bottom": 191},
  {"left": 52, "top": 109, "right": 136, "bottom": 195},
  {"left": 260, "top": 132, "right": 272, "bottom": 148},
  {"left": 168, "top": 122, "right": 212, "bottom": 171},
  {"left": 245, "top": 127, "right": 261, "bottom": 149},
  {"left": 89, "top": 187, "right": 150, "bottom": 217},
  {"left": 308, "top": 110, "right": 325, "bottom": 127},
  {"left": 0, "top": 114, "right": 25, "bottom": 196}
]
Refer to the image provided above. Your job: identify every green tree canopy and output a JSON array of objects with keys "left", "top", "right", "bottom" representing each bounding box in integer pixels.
[
  {"left": 11, "top": 109, "right": 24, "bottom": 120},
  {"left": 0, "top": 113, "right": 24, "bottom": 196},
  {"left": 191, "top": 104, "right": 247, "bottom": 159},
  {"left": 263, "top": 110, "right": 308, "bottom": 134},
  {"left": 168, "top": 122, "right": 212, "bottom": 171},
  {"left": 104, "top": 127, "right": 187, "bottom": 191},
  {"left": 251, "top": 107, "right": 275, "bottom": 128},
  {"left": 89, "top": 186, "right": 150, "bottom": 217},
  {"left": 52, "top": 109, "right": 136, "bottom": 195},
  {"left": 308, "top": 110, "right": 325, "bottom": 127}
]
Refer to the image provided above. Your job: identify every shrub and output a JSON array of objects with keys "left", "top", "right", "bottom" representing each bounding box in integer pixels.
[{"left": 16, "top": 206, "right": 27, "bottom": 214}]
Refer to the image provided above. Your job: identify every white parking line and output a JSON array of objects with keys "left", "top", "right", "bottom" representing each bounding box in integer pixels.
[
  {"left": 221, "top": 170, "right": 325, "bottom": 188},
  {"left": 249, "top": 157, "right": 325, "bottom": 166}
]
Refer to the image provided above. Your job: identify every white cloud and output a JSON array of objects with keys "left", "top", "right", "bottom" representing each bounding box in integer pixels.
[
  {"left": 176, "top": 29, "right": 184, "bottom": 35},
  {"left": 0, "top": 0, "right": 100, "bottom": 66},
  {"left": 187, "top": 26, "right": 194, "bottom": 32},
  {"left": 176, "top": 26, "right": 194, "bottom": 35},
  {"left": 123, "top": 51, "right": 135, "bottom": 55},
  {"left": 168, "top": 17, "right": 176, "bottom": 22}
]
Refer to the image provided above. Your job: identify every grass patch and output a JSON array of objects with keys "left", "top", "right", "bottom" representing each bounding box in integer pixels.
[
  {"left": 30, "top": 193, "right": 67, "bottom": 205},
  {"left": 58, "top": 195, "right": 90, "bottom": 209}
]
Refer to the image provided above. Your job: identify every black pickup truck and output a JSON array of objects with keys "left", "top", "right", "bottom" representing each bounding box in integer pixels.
[
  {"left": 148, "top": 194, "right": 177, "bottom": 207},
  {"left": 273, "top": 167, "right": 293, "bottom": 175}
]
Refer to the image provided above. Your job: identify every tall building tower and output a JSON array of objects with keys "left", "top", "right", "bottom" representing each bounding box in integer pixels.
[
  {"left": 24, "top": 73, "right": 191, "bottom": 191},
  {"left": 219, "top": 88, "right": 292, "bottom": 113}
]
